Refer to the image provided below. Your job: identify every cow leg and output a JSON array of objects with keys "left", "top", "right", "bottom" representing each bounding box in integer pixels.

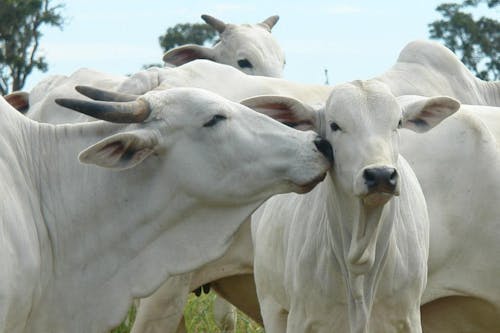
[
  {"left": 259, "top": 297, "right": 288, "bottom": 333},
  {"left": 175, "top": 315, "right": 187, "bottom": 333},
  {"left": 211, "top": 274, "right": 263, "bottom": 325},
  {"left": 212, "top": 296, "right": 237, "bottom": 332}
]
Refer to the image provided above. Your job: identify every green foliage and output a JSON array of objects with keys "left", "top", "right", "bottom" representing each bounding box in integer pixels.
[
  {"left": 110, "top": 304, "right": 137, "bottom": 333},
  {"left": 0, "top": 0, "right": 64, "bottom": 94},
  {"left": 429, "top": 0, "right": 499, "bottom": 80},
  {"left": 184, "top": 292, "right": 263, "bottom": 332},
  {"left": 159, "top": 23, "right": 217, "bottom": 52},
  {"left": 110, "top": 292, "right": 264, "bottom": 333}
]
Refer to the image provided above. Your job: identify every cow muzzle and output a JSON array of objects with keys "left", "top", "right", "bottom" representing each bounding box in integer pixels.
[
  {"left": 355, "top": 165, "right": 399, "bottom": 206},
  {"left": 313, "top": 136, "right": 334, "bottom": 163}
]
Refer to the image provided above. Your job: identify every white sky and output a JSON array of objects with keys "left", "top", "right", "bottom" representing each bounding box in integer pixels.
[{"left": 24, "top": 0, "right": 498, "bottom": 90}]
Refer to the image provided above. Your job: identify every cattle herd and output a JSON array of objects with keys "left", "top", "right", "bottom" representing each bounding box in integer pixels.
[{"left": 1, "top": 13, "right": 499, "bottom": 333}]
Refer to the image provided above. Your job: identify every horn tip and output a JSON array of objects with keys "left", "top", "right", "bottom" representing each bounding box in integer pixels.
[
  {"left": 55, "top": 98, "right": 79, "bottom": 109},
  {"left": 74, "top": 85, "right": 90, "bottom": 94}
]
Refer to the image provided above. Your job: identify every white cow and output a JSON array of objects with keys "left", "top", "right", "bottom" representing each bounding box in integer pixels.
[
  {"left": 163, "top": 14, "right": 285, "bottom": 78},
  {"left": 250, "top": 81, "right": 459, "bottom": 333},
  {"left": 23, "top": 68, "right": 128, "bottom": 123},
  {"left": 6, "top": 15, "right": 286, "bottom": 332},
  {"left": 20, "top": 40, "right": 497, "bottom": 116},
  {"left": 375, "top": 40, "right": 500, "bottom": 106},
  {"left": 0, "top": 86, "right": 332, "bottom": 333},
  {"left": 116, "top": 40, "right": 499, "bottom": 106},
  {"left": 10, "top": 39, "right": 500, "bottom": 331},
  {"left": 121, "top": 40, "right": 500, "bottom": 332},
  {"left": 15, "top": 13, "right": 284, "bottom": 120}
]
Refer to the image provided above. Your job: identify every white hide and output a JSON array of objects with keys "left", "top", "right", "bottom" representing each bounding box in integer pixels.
[
  {"left": 16, "top": 39, "right": 500, "bottom": 332},
  {"left": 0, "top": 87, "right": 331, "bottom": 333},
  {"left": 376, "top": 40, "right": 500, "bottom": 106},
  {"left": 251, "top": 81, "right": 459, "bottom": 333},
  {"left": 21, "top": 14, "right": 285, "bottom": 122},
  {"left": 399, "top": 102, "right": 500, "bottom": 332},
  {"left": 124, "top": 40, "right": 500, "bottom": 333},
  {"left": 163, "top": 14, "right": 285, "bottom": 78},
  {"left": 117, "top": 39, "right": 499, "bottom": 106},
  {"left": 25, "top": 68, "right": 127, "bottom": 123}
]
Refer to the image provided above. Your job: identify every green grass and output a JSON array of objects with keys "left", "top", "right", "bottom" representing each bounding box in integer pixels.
[
  {"left": 110, "top": 291, "right": 264, "bottom": 333},
  {"left": 110, "top": 305, "right": 137, "bottom": 333}
]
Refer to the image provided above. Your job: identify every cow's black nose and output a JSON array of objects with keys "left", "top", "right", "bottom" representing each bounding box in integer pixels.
[
  {"left": 314, "top": 136, "right": 334, "bottom": 163},
  {"left": 363, "top": 167, "right": 398, "bottom": 193}
]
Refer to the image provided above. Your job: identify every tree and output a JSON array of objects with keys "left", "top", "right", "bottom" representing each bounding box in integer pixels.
[
  {"left": 429, "top": 0, "right": 499, "bottom": 80},
  {"left": 0, "top": 0, "right": 64, "bottom": 95},
  {"left": 159, "top": 23, "right": 217, "bottom": 53}
]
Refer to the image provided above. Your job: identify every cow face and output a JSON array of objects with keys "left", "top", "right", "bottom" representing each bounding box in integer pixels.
[
  {"left": 56, "top": 86, "right": 331, "bottom": 205},
  {"left": 241, "top": 81, "right": 459, "bottom": 207},
  {"left": 323, "top": 81, "right": 403, "bottom": 206},
  {"left": 162, "top": 15, "right": 285, "bottom": 78},
  {"left": 215, "top": 23, "right": 285, "bottom": 78}
]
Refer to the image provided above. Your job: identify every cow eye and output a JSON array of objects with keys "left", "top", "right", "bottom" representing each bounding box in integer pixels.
[
  {"left": 203, "top": 114, "right": 227, "bottom": 127},
  {"left": 330, "top": 122, "right": 341, "bottom": 132},
  {"left": 397, "top": 119, "right": 403, "bottom": 129},
  {"left": 237, "top": 59, "right": 253, "bottom": 69}
]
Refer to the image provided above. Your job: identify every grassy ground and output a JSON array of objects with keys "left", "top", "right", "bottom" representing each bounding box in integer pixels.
[{"left": 110, "top": 291, "right": 264, "bottom": 333}]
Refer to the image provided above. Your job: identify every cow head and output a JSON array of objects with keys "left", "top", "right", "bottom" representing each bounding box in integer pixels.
[
  {"left": 241, "top": 80, "right": 460, "bottom": 207},
  {"left": 163, "top": 15, "right": 285, "bottom": 78},
  {"left": 55, "top": 86, "right": 331, "bottom": 205}
]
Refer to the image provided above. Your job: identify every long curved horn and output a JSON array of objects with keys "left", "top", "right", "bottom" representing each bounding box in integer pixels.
[
  {"left": 260, "top": 15, "right": 279, "bottom": 31},
  {"left": 54, "top": 98, "right": 151, "bottom": 123},
  {"left": 201, "top": 14, "right": 226, "bottom": 33},
  {"left": 75, "top": 85, "right": 138, "bottom": 102}
]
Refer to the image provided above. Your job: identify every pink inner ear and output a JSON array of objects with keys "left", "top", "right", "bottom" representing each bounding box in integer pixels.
[
  {"left": 259, "top": 104, "right": 311, "bottom": 126},
  {"left": 261, "top": 103, "right": 291, "bottom": 110},
  {"left": 5, "top": 93, "right": 29, "bottom": 111},
  {"left": 420, "top": 109, "right": 435, "bottom": 119},
  {"left": 166, "top": 48, "right": 212, "bottom": 66},
  {"left": 100, "top": 141, "right": 125, "bottom": 159},
  {"left": 173, "top": 49, "right": 199, "bottom": 63}
]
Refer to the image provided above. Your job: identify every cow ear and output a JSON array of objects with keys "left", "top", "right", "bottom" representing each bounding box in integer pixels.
[
  {"left": 240, "top": 95, "right": 320, "bottom": 131},
  {"left": 163, "top": 44, "right": 216, "bottom": 66},
  {"left": 4, "top": 91, "right": 30, "bottom": 113},
  {"left": 79, "top": 130, "right": 159, "bottom": 170},
  {"left": 398, "top": 96, "right": 460, "bottom": 133}
]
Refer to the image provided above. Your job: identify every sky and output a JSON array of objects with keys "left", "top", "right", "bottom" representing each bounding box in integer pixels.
[{"left": 24, "top": 0, "right": 498, "bottom": 90}]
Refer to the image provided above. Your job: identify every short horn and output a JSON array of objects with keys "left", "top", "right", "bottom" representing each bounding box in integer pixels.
[
  {"left": 260, "top": 15, "right": 279, "bottom": 30},
  {"left": 75, "top": 85, "right": 138, "bottom": 102},
  {"left": 55, "top": 98, "right": 151, "bottom": 123},
  {"left": 201, "top": 14, "right": 226, "bottom": 33}
]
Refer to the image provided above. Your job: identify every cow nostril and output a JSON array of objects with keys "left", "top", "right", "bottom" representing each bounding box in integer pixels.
[
  {"left": 314, "top": 137, "right": 334, "bottom": 163},
  {"left": 363, "top": 168, "right": 378, "bottom": 188},
  {"left": 389, "top": 169, "right": 398, "bottom": 186}
]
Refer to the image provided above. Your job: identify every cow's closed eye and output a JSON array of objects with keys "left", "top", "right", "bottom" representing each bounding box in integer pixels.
[
  {"left": 238, "top": 59, "right": 253, "bottom": 69},
  {"left": 203, "top": 114, "right": 227, "bottom": 127}
]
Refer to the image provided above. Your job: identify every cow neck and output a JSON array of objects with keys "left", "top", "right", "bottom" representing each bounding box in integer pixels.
[
  {"left": 11, "top": 111, "right": 264, "bottom": 332},
  {"left": 324, "top": 173, "right": 396, "bottom": 333},
  {"left": 482, "top": 81, "right": 500, "bottom": 106}
]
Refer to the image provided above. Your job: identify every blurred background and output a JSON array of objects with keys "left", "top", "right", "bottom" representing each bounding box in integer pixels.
[{"left": 0, "top": 0, "right": 497, "bottom": 95}]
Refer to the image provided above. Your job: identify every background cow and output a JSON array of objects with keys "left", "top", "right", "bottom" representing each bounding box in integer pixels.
[{"left": 163, "top": 14, "right": 284, "bottom": 78}]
